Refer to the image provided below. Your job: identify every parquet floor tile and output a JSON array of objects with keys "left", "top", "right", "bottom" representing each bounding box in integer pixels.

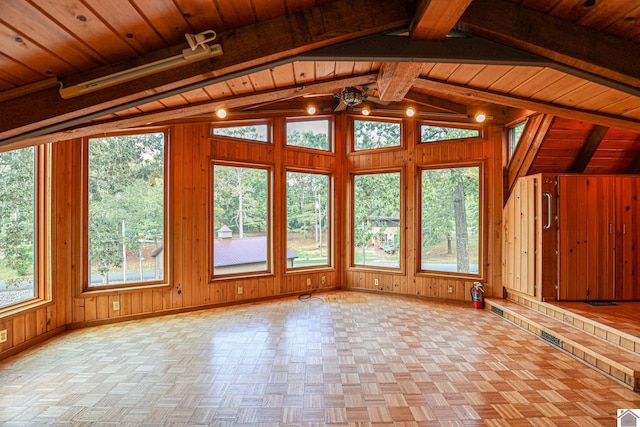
[{"left": 1, "top": 291, "right": 640, "bottom": 426}]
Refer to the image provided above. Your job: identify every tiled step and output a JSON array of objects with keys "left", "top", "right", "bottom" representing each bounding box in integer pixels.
[{"left": 485, "top": 298, "right": 640, "bottom": 392}]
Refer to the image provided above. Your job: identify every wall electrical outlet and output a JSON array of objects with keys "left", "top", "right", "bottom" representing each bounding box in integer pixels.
[
  {"left": 448, "top": 286, "right": 454, "bottom": 294},
  {"left": 0, "top": 329, "right": 7, "bottom": 343},
  {"left": 374, "top": 278, "right": 379, "bottom": 286},
  {"left": 237, "top": 286, "right": 243, "bottom": 295},
  {"left": 306, "top": 278, "right": 312, "bottom": 286},
  {"left": 321, "top": 276, "right": 326, "bottom": 285},
  {"left": 112, "top": 301, "right": 120, "bottom": 311}
]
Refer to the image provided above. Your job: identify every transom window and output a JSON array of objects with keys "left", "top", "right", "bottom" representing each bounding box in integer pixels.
[
  {"left": 286, "top": 119, "right": 331, "bottom": 151},
  {"left": 509, "top": 120, "right": 526, "bottom": 156},
  {"left": 86, "top": 132, "right": 166, "bottom": 288},
  {"left": 286, "top": 171, "right": 330, "bottom": 269},
  {"left": 353, "top": 119, "right": 401, "bottom": 151},
  {"left": 212, "top": 123, "right": 270, "bottom": 143},
  {"left": 352, "top": 172, "right": 401, "bottom": 268},
  {"left": 420, "top": 124, "right": 480, "bottom": 143},
  {"left": 420, "top": 165, "right": 481, "bottom": 276},
  {"left": 213, "top": 164, "right": 271, "bottom": 277}
]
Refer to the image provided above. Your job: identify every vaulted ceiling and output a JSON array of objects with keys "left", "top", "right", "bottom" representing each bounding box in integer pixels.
[{"left": 1, "top": 0, "right": 639, "bottom": 176}]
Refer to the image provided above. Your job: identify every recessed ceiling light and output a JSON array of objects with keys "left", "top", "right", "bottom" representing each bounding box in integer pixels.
[
  {"left": 362, "top": 107, "right": 370, "bottom": 116},
  {"left": 216, "top": 109, "right": 227, "bottom": 119},
  {"left": 406, "top": 107, "right": 415, "bottom": 117},
  {"left": 474, "top": 113, "right": 487, "bottom": 123},
  {"left": 307, "top": 106, "right": 316, "bottom": 115}
]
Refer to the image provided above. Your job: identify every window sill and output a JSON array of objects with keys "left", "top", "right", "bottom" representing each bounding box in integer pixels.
[
  {"left": 0, "top": 297, "right": 53, "bottom": 319},
  {"left": 79, "top": 281, "right": 170, "bottom": 297}
]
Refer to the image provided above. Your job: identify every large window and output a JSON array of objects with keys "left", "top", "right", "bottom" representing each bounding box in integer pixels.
[
  {"left": 420, "top": 165, "right": 481, "bottom": 275},
  {"left": 353, "top": 172, "right": 401, "bottom": 268},
  {"left": 286, "top": 171, "right": 330, "bottom": 268},
  {"left": 286, "top": 119, "right": 331, "bottom": 151},
  {"left": 213, "top": 164, "right": 270, "bottom": 277},
  {"left": 354, "top": 119, "right": 401, "bottom": 151},
  {"left": 87, "top": 132, "right": 166, "bottom": 288},
  {"left": 0, "top": 147, "right": 36, "bottom": 308}
]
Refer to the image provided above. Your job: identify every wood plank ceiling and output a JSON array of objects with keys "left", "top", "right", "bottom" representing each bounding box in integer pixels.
[{"left": 0, "top": 0, "right": 639, "bottom": 176}]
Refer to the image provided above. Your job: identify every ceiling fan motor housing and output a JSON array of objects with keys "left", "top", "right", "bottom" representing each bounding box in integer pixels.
[{"left": 341, "top": 86, "right": 363, "bottom": 106}]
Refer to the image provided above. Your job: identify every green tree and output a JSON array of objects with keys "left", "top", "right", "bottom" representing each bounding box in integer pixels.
[
  {"left": 0, "top": 147, "right": 35, "bottom": 286},
  {"left": 88, "top": 133, "right": 164, "bottom": 284},
  {"left": 421, "top": 125, "right": 479, "bottom": 143},
  {"left": 354, "top": 120, "right": 400, "bottom": 150}
]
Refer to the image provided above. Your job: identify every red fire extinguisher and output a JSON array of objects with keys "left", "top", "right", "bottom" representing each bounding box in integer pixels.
[{"left": 471, "top": 282, "right": 484, "bottom": 309}]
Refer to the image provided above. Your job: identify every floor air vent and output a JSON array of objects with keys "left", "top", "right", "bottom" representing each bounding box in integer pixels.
[
  {"left": 490, "top": 306, "right": 504, "bottom": 317},
  {"left": 541, "top": 330, "right": 562, "bottom": 348}
]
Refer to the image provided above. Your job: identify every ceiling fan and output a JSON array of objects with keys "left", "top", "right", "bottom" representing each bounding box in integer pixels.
[{"left": 305, "top": 85, "right": 388, "bottom": 112}]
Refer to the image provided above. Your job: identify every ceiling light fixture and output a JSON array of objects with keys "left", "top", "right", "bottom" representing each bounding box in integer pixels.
[
  {"left": 216, "top": 108, "right": 227, "bottom": 119},
  {"left": 361, "top": 106, "right": 371, "bottom": 116},
  {"left": 474, "top": 113, "right": 487, "bottom": 123},
  {"left": 406, "top": 107, "right": 415, "bottom": 117},
  {"left": 307, "top": 106, "right": 316, "bottom": 115},
  {"left": 59, "top": 30, "right": 222, "bottom": 99}
]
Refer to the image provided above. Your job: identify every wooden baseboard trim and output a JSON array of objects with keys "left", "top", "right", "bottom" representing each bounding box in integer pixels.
[
  {"left": 0, "top": 325, "right": 66, "bottom": 362},
  {"left": 67, "top": 286, "right": 341, "bottom": 330}
]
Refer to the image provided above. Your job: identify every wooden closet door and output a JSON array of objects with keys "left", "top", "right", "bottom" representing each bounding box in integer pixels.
[
  {"left": 557, "top": 175, "right": 587, "bottom": 300},
  {"left": 616, "top": 177, "right": 640, "bottom": 300},
  {"left": 588, "top": 177, "right": 615, "bottom": 300}
]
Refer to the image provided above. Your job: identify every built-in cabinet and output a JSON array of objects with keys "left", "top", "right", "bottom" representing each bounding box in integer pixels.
[{"left": 504, "top": 174, "right": 640, "bottom": 301}]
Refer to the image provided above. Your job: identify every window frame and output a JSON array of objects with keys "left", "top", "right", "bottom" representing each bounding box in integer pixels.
[
  {"left": 349, "top": 168, "right": 404, "bottom": 273},
  {"left": 284, "top": 168, "right": 334, "bottom": 272},
  {"left": 81, "top": 130, "right": 169, "bottom": 294},
  {"left": 0, "top": 145, "right": 52, "bottom": 317},
  {"left": 418, "top": 121, "right": 483, "bottom": 144},
  {"left": 350, "top": 116, "right": 404, "bottom": 153},
  {"left": 210, "top": 160, "right": 274, "bottom": 281},
  {"left": 508, "top": 119, "right": 527, "bottom": 159},
  {"left": 284, "top": 116, "right": 334, "bottom": 153},
  {"left": 211, "top": 120, "right": 273, "bottom": 144},
  {"left": 417, "top": 161, "right": 484, "bottom": 281}
]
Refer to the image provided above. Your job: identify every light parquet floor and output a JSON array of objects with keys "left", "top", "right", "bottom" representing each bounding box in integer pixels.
[
  {"left": 552, "top": 301, "right": 640, "bottom": 340},
  {"left": 1, "top": 291, "right": 639, "bottom": 426}
]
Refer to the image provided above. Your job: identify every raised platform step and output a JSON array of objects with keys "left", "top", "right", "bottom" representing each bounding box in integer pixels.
[
  {"left": 485, "top": 298, "right": 640, "bottom": 392},
  {"left": 507, "top": 293, "right": 640, "bottom": 357}
]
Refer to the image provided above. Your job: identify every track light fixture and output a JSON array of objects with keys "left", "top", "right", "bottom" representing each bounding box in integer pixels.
[{"left": 59, "top": 30, "right": 222, "bottom": 99}]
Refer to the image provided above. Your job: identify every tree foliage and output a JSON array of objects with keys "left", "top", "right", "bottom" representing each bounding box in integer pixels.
[
  {"left": 88, "top": 133, "right": 164, "bottom": 283},
  {"left": 213, "top": 165, "right": 268, "bottom": 237},
  {"left": 421, "top": 166, "right": 479, "bottom": 273},
  {"left": 354, "top": 120, "right": 400, "bottom": 150},
  {"left": 421, "top": 125, "right": 479, "bottom": 143},
  {"left": 0, "top": 147, "right": 35, "bottom": 286}
]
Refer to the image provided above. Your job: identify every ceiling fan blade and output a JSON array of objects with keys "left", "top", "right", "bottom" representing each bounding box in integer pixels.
[
  {"left": 334, "top": 99, "right": 348, "bottom": 112},
  {"left": 303, "top": 93, "right": 336, "bottom": 98},
  {"left": 366, "top": 96, "right": 390, "bottom": 106}
]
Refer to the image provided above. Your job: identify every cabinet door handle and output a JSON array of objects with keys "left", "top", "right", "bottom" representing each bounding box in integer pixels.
[{"left": 543, "top": 192, "right": 552, "bottom": 230}]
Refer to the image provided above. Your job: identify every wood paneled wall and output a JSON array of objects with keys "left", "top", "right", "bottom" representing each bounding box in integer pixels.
[{"left": 0, "top": 118, "right": 504, "bottom": 360}]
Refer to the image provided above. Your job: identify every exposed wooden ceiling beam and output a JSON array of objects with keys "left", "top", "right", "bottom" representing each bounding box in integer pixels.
[
  {"left": 624, "top": 137, "right": 640, "bottom": 174},
  {"left": 507, "top": 114, "right": 555, "bottom": 196},
  {"left": 412, "top": 78, "right": 640, "bottom": 133},
  {"left": 411, "top": 0, "right": 474, "bottom": 40},
  {"left": 403, "top": 90, "right": 468, "bottom": 114},
  {"left": 0, "top": 0, "right": 413, "bottom": 147},
  {"left": 457, "top": 0, "right": 640, "bottom": 90},
  {"left": 300, "top": 34, "right": 551, "bottom": 66},
  {"left": 1, "top": 74, "right": 378, "bottom": 152},
  {"left": 377, "top": 62, "right": 423, "bottom": 102},
  {"left": 569, "top": 125, "right": 609, "bottom": 173}
]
